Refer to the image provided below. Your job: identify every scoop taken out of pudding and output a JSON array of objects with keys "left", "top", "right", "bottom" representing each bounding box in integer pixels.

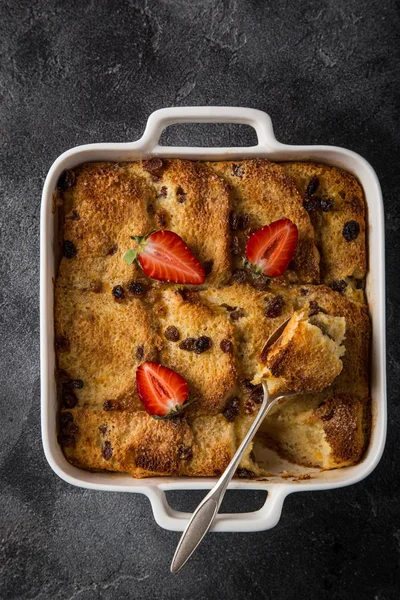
[{"left": 257, "top": 303, "right": 346, "bottom": 395}]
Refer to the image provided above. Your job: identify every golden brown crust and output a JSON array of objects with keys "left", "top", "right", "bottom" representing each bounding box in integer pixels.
[
  {"left": 58, "top": 162, "right": 155, "bottom": 289},
  {"left": 207, "top": 160, "right": 320, "bottom": 283},
  {"left": 130, "top": 159, "right": 232, "bottom": 286},
  {"left": 281, "top": 162, "right": 366, "bottom": 285},
  {"left": 55, "top": 285, "right": 162, "bottom": 410},
  {"left": 312, "top": 394, "right": 365, "bottom": 465},
  {"left": 262, "top": 308, "right": 345, "bottom": 394},
  {"left": 56, "top": 159, "right": 370, "bottom": 477},
  {"left": 154, "top": 288, "right": 237, "bottom": 415}
]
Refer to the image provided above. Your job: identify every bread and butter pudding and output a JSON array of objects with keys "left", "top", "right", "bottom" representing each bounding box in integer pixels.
[{"left": 55, "top": 158, "right": 370, "bottom": 478}]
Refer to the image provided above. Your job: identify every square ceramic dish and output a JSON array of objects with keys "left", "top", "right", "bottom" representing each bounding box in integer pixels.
[{"left": 40, "top": 107, "right": 386, "bottom": 532}]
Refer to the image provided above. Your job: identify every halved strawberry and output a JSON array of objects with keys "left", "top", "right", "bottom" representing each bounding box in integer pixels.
[
  {"left": 136, "top": 362, "right": 190, "bottom": 419},
  {"left": 245, "top": 219, "right": 298, "bottom": 277},
  {"left": 124, "top": 230, "right": 205, "bottom": 285}
]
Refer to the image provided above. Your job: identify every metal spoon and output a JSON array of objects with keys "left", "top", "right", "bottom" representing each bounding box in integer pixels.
[{"left": 170, "top": 318, "right": 293, "bottom": 574}]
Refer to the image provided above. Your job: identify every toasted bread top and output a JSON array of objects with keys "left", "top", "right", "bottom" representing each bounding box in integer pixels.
[{"left": 55, "top": 159, "right": 370, "bottom": 477}]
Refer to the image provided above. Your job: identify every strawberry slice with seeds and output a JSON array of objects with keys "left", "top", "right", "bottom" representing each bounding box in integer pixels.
[
  {"left": 245, "top": 219, "right": 298, "bottom": 277},
  {"left": 124, "top": 230, "right": 205, "bottom": 284},
  {"left": 136, "top": 362, "right": 190, "bottom": 419}
]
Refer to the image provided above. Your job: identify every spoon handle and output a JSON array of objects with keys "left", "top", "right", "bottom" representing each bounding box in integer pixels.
[{"left": 171, "top": 383, "right": 274, "bottom": 574}]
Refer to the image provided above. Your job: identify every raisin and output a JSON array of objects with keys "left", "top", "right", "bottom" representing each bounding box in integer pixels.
[
  {"left": 244, "top": 400, "right": 256, "bottom": 414},
  {"left": 60, "top": 412, "right": 73, "bottom": 427},
  {"left": 102, "top": 441, "right": 113, "bottom": 460},
  {"left": 264, "top": 295, "right": 285, "bottom": 318},
  {"left": 241, "top": 378, "right": 254, "bottom": 392},
  {"left": 142, "top": 158, "right": 163, "bottom": 173},
  {"left": 155, "top": 211, "right": 167, "bottom": 228},
  {"left": 229, "top": 211, "right": 239, "bottom": 230},
  {"left": 221, "top": 303, "right": 235, "bottom": 311},
  {"left": 308, "top": 300, "right": 320, "bottom": 316},
  {"left": 230, "top": 308, "right": 245, "bottom": 321},
  {"left": 57, "top": 369, "right": 72, "bottom": 384},
  {"left": 57, "top": 434, "right": 75, "bottom": 447},
  {"left": 305, "top": 176, "right": 319, "bottom": 198},
  {"left": 321, "top": 197, "right": 334, "bottom": 212},
  {"left": 232, "top": 164, "right": 244, "bottom": 178},
  {"left": 203, "top": 260, "right": 213, "bottom": 275},
  {"left": 178, "top": 445, "right": 193, "bottom": 460},
  {"left": 194, "top": 336, "right": 212, "bottom": 354},
  {"left": 236, "top": 468, "right": 256, "bottom": 479},
  {"left": 220, "top": 339, "right": 233, "bottom": 353},
  {"left": 103, "top": 400, "right": 120, "bottom": 411},
  {"left": 165, "top": 326, "right": 180, "bottom": 342},
  {"left": 303, "top": 196, "right": 321, "bottom": 212},
  {"left": 300, "top": 287, "right": 309, "bottom": 295},
  {"left": 179, "top": 338, "right": 196, "bottom": 351},
  {"left": 223, "top": 397, "right": 240, "bottom": 422},
  {"left": 157, "top": 186, "right": 168, "bottom": 198},
  {"left": 330, "top": 279, "right": 347, "bottom": 293},
  {"left": 69, "top": 210, "right": 80, "bottom": 221},
  {"left": 112, "top": 285, "right": 124, "bottom": 300},
  {"left": 128, "top": 281, "right": 145, "bottom": 296},
  {"left": 238, "top": 214, "right": 250, "bottom": 230},
  {"left": 63, "top": 240, "right": 77, "bottom": 258},
  {"left": 107, "top": 244, "right": 118, "bottom": 256},
  {"left": 90, "top": 280, "right": 103, "bottom": 293},
  {"left": 58, "top": 170, "right": 75, "bottom": 191},
  {"left": 63, "top": 390, "right": 78, "bottom": 409},
  {"left": 176, "top": 186, "right": 187, "bottom": 203},
  {"left": 231, "top": 236, "right": 241, "bottom": 256},
  {"left": 343, "top": 220, "right": 360, "bottom": 241},
  {"left": 99, "top": 424, "right": 108, "bottom": 436},
  {"left": 55, "top": 336, "right": 70, "bottom": 352},
  {"left": 136, "top": 345, "right": 144, "bottom": 361},
  {"left": 69, "top": 379, "right": 84, "bottom": 389},
  {"left": 68, "top": 424, "right": 79, "bottom": 435},
  {"left": 250, "top": 385, "right": 264, "bottom": 404},
  {"left": 253, "top": 276, "right": 269, "bottom": 291},
  {"left": 232, "top": 269, "right": 247, "bottom": 284}
]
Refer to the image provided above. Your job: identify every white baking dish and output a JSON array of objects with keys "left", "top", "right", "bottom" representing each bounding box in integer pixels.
[{"left": 40, "top": 107, "right": 386, "bottom": 532}]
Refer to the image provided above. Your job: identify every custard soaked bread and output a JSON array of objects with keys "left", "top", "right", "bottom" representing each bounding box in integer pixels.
[
  {"left": 259, "top": 304, "right": 346, "bottom": 395},
  {"left": 56, "top": 158, "right": 370, "bottom": 477}
]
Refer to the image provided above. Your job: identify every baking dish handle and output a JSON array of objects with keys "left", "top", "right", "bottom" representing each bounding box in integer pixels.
[
  {"left": 139, "top": 107, "right": 282, "bottom": 154},
  {"left": 146, "top": 487, "right": 287, "bottom": 533}
]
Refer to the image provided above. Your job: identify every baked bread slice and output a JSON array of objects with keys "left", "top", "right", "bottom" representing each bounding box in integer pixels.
[
  {"left": 281, "top": 162, "right": 366, "bottom": 299},
  {"left": 207, "top": 160, "right": 320, "bottom": 284},
  {"left": 129, "top": 159, "right": 232, "bottom": 287},
  {"left": 58, "top": 162, "right": 155, "bottom": 290},
  {"left": 153, "top": 288, "right": 237, "bottom": 415},
  {"left": 60, "top": 409, "right": 259, "bottom": 478},
  {"left": 55, "top": 285, "right": 162, "bottom": 411},
  {"left": 259, "top": 303, "right": 346, "bottom": 395}
]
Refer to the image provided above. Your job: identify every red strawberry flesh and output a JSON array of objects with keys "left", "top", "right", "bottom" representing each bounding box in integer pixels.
[
  {"left": 138, "top": 230, "right": 205, "bottom": 284},
  {"left": 136, "top": 362, "right": 189, "bottom": 418},
  {"left": 245, "top": 218, "right": 298, "bottom": 277}
]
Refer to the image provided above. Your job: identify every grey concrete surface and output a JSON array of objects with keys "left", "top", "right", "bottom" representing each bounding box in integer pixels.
[{"left": 1, "top": 0, "right": 399, "bottom": 598}]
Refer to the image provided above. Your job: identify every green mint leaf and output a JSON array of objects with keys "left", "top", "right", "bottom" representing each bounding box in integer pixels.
[{"left": 124, "top": 249, "right": 137, "bottom": 265}]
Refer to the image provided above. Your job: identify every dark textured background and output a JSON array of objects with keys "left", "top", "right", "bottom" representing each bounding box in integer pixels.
[{"left": 1, "top": 0, "right": 399, "bottom": 598}]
